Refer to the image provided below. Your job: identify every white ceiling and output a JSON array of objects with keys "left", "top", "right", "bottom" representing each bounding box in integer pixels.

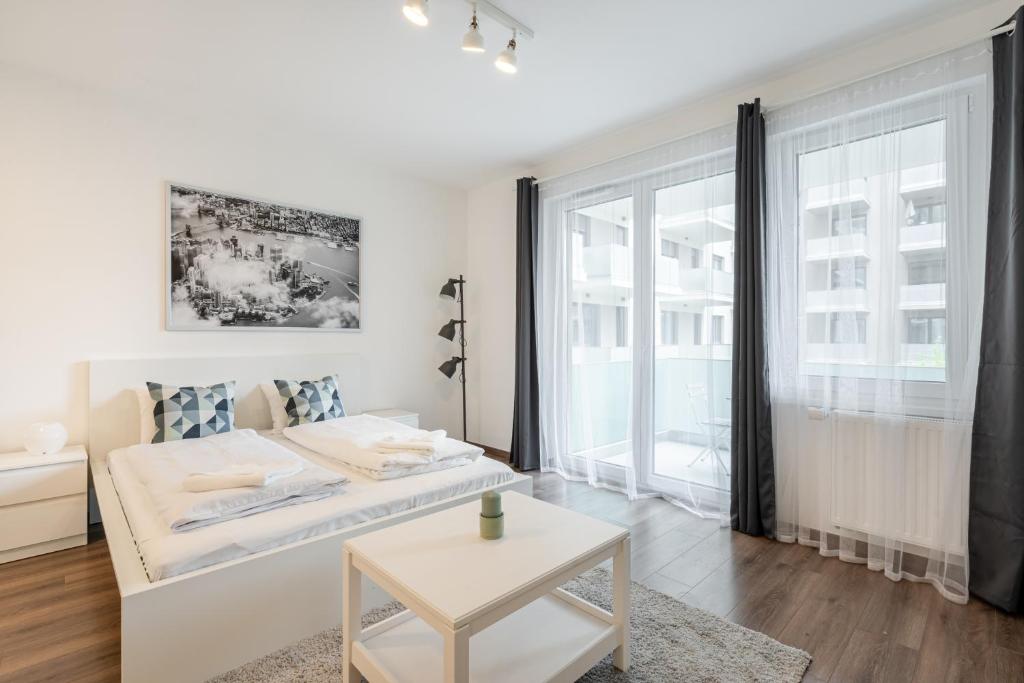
[{"left": 0, "top": 0, "right": 991, "bottom": 188}]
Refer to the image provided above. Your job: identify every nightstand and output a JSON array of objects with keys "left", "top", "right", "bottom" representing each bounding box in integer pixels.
[
  {"left": 0, "top": 445, "right": 88, "bottom": 564},
  {"left": 363, "top": 408, "right": 420, "bottom": 429}
]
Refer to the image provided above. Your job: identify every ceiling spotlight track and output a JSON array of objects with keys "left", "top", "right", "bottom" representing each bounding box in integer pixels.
[{"left": 402, "top": 0, "right": 534, "bottom": 74}]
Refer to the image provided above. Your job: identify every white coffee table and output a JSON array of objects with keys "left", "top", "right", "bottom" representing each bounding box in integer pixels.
[{"left": 342, "top": 491, "right": 631, "bottom": 683}]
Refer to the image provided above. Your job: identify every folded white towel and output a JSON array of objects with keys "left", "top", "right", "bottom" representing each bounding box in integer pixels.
[
  {"left": 183, "top": 462, "right": 303, "bottom": 493},
  {"left": 374, "top": 430, "right": 447, "bottom": 454}
]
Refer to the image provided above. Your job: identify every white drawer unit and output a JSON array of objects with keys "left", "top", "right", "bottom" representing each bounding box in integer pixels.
[
  {"left": 363, "top": 408, "right": 420, "bottom": 429},
  {"left": 0, "top": 445, "right": 88, "bottom": 563}
]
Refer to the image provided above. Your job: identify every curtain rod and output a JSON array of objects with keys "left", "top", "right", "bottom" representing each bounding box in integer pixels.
[{"left": 533, "top": 19, "right": 1015, "bottom": 187}]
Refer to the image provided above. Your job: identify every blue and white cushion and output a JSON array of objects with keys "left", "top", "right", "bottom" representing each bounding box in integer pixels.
[
  {"left": 274, "top": 375, "right": 345, "bottom": 427},
  {"left": 146, "top": 381, "right": 236, "bottom": 443}
]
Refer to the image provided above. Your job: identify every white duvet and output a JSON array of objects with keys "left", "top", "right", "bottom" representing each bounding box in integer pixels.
[
  {"left": 108, "top": 429, "right": 347, "bottom": 532},
  {"left": 282, "top": 414, "right": 482, "bottom": 479}
]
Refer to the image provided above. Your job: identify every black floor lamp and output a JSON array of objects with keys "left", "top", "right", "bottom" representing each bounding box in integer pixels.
[{"left": 438, "top": 275, "right": 467, "bottom": 441}]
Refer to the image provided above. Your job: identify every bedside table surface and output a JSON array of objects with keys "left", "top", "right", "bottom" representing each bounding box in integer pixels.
[{"left": 0, "top": 445, "right": 87, "bottom": 472}]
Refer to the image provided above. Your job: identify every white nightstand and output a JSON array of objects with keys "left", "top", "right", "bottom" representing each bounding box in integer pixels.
[
  {"left": 363, "top": 408, "right": 419, "bottom": 429},
  {"left": 0, "top": 445, "right": 88, "bottom": 564}
]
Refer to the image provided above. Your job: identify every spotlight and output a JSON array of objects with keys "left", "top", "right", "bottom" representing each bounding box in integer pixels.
[
  {"left": 438, "top": 356, "right": 464, "bottom": 379},
  {"left": 438, "top": 319, "right": 462, "bottom": 341},
  {"left": 402, "top": 0, "right": 428, "bottom": 27},
  {"left": 462, "top": 6, "right": 485, "bottom": 52},
  {"left": 495, "top": 31, "right": 518, "bottom": 74},
  {"left": 440, "top": 277, "right": 461, "bottom": 299}
]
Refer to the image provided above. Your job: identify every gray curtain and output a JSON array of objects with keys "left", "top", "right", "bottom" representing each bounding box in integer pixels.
[
  {"left": 969, "top": 7, "right": 1024, "bottom": 613},
  {"left": 731, "top": 100, "right": 776, "bottom": 537},
  {"left": 511, "top": 177, "right": 540, "bottom": 471}
]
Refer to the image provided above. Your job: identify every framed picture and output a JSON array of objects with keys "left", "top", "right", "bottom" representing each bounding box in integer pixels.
[{"left": 166, "top": 183, "right": 361, "bottom": 331}]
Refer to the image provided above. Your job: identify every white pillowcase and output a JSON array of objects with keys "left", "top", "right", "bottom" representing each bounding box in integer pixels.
[
  {"left": 136, "top": 387, "right": 158, "bottom": 444},
  {"left": 260, "top": 382, "right": 292, "bottom": 434}
]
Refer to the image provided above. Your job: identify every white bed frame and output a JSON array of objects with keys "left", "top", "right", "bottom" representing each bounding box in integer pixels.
[{"left": 88, "top": 354, "right": 532, "bottom": 683}]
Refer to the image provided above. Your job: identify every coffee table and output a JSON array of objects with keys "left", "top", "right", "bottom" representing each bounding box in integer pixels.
[{"left": 342, "top": 491, "right": 630, "bottom": 683}]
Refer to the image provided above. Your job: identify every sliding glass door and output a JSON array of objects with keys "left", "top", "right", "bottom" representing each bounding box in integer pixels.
[{"left": 540, "top": 139, "right": 735, "bottom": 516}]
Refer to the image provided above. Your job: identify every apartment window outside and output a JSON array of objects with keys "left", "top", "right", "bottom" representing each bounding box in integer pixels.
[
  {"left": 830, "top": 312, "right": 867, "bottom": 344},
  {"left": 615, "top": 225, "right": 629, "bottom": 246},
  {"left": 711, "top": 315, "right": 725, "bottom": 344},
  {"left": 689, "top": 246, "right": 702, "bottom": 268},
  {"left": 712, "top": 254, "right": 725, "bottom": 271},
  {"left": 907, "top": 257, "right": 946, "bottom": 285},
  {"left": 907, "top": 201, "right": 946, "bottom": 226},
  {"left": 831, "top": 213, "right": 867, "bottom": 236},
  {"left": 660, "top": 310, "right": 679, "bottom": 345},
  {"left": 582, "top": 303, "right": 601, "bottom": 347},
  {"left": 661, "top": 239, "right": 679, "bottom": 259},
  {"left": 830, "top": 257, "right": 867, "bottom": 289},
  {"left": 906, "top": 312, "right": 946, "bottom": 344},
  {"left": 693, "top": 314, "right": 703, "bottom": 345},
  {"left": 573, "top": 217, "right": 592, "bottom": 247},
  {"left": 807, "top": 313, "right": 827, "bottom": 343},
  {"left": 615, "top": 305, "right": 628, "bottom": 347}
]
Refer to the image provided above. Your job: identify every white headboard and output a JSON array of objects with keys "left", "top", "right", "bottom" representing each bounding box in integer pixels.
[{"left": 88, "top": 353, "right": 363, "bottom": 460}]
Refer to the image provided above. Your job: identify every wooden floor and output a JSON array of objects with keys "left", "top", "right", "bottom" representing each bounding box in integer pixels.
[{"left": 2, "top": 472, "right": 1024, "bottom": 682}]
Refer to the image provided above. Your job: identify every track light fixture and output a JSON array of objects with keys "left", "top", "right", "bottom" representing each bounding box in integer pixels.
[
  {"left": 461, "top": 5, "right": 485, "bottom": 53},
  {"left": 494, "top": 30, "right": 517, "bottom": 74},
  {"left": 402, "top": 0, "right": 533, "bottom": 74},
  {"left": 402, "top": 0, "right": 429, "bottom": 27}
]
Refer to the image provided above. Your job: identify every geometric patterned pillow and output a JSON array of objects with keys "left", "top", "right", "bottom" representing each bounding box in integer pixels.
[
  {"left": 146, "top": 381, "right": 236, "bottom": 444},
  {"left": 273, "top": 375, "right": 345, "bottom": 427}
]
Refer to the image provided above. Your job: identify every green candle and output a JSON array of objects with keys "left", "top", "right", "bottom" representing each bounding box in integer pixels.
[{"left": 481, "top": 490, "right": 502, "bottom": 518}]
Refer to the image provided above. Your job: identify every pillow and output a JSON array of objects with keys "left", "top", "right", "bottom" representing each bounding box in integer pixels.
[
  {"left": 273, "top": 375, "right": 345, "bottom": 427},
  {"left": 135, "top": 387, "right": 158, "bottom": 444},
  {"left": 259, "top": 383, "right": 292, "bottom": 434},
  {"left": 146, "top": 381, "right": 236, "bottom": 443}
]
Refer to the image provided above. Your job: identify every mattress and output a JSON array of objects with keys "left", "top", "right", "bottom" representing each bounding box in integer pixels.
[{"left": 108, "top": 431, "right": 517, "bottom": 581}]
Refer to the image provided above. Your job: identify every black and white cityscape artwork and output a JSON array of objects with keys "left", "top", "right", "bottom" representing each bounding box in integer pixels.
[{"left": 167, "top": 184, "right": 360, "bottom": 330}]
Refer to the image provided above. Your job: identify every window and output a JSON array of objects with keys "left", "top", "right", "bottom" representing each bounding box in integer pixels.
[
  {"left": 907, "top": 201, "right": 946, "bottom": 226},
  {"left": 615, "top": 306, "right": 628, "bottom": 347},
  {"left": 615, "top": 225, "right": 629, "bottom": 246},
  {"left": 830, "top": 258, "right": 867, "bottom": 289},
  {"left": 907, "top": 257, "right": 946, "bottom": 285},
  {"left": 807, "top": 313, "right": 827, "bottom": 343},
  {"left": 582, "top": 303, "right": 601, "bottom": 347},
  {"left": 661, "top": 239, "right": 679, "bottom": 259},
  {"left": 712, "top": 254, "right": 725, "bottom": 271},
  {"left": 689, "top": 246, "right": 702, "bottom": 268},
  {"left": 693, "top": 314, "right": 703, "bottom": 345},
  {"left": 572, "top": 216, "right": 591, "bottom": 247},
  {"left": 906, "top": 312, "right": 946, "bottom": 344},
  {"left": 660, "top": 310, "right": 679, "bottom": 345},
  {"left": 711, "top": 315, "right": 725, "bottom": 344},
  {"left": 831, "top": 213, "right": 867, "bottom": 236},
  {"left": 829, "top": 312, "right": 867, "bottom": 344}
]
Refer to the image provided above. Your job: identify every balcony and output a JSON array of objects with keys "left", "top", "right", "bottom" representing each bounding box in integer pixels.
[
  {"left": 900, "top": 163, "right": 945, "bottom": 196},
  {"left": 657, "top": 205, "right": 735, "bottom": 246},
  {"left": 806, "top": 288, "right": 868, "bottom": 311},
  {"left": 900, "top": 343, "right": 946, "bottom": 368},
  {"left": 805, "top": 179, "right": 870, "bottom": 213},
  {"left": 806, "top": 233, "right": 867, "bottom": 261},
  {"left": 900, "top": 283, "right": 945, "bottom": 309},
  {"left": 657, "top": 265, "right": 733, "bottom": 304},
  {"left": 805, "top": 343, "right": 869, "bottom": 364},
  {"left": 899, "top": 222, "right": 945, "bottom": 252},
  {"left": 575, "top": 244, "right": 631, "bottom": 286}
]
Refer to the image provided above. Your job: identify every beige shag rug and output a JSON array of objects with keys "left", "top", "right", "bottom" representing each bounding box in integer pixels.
[{"left": 212, "top": 568, "right": 811, "bottom": 683}]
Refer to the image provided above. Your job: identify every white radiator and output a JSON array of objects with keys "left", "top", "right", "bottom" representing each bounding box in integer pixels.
[{"left": 829, "top": 410, "right": 970, "bottom": 554}]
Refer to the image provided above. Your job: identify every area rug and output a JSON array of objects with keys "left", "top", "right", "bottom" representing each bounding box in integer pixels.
[{"left": 212, "top": 568, "right": 811, "bottom": 683}]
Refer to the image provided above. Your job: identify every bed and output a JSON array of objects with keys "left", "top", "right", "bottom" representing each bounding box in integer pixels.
[{"left": 88, "top": 354, "right": 532, "bottom": 683}]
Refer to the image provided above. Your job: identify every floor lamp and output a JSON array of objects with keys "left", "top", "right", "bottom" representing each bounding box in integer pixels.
[{"left": 438, "top": 275, "right": 467, "bottom": 441}]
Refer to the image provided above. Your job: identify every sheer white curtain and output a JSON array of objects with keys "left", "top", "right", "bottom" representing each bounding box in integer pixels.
[
  {"left": 536, "top": 126, "right": 734, "bottom": 518},
  {"left": 764, "top": 43, "right": 991, "bottom": 602}
]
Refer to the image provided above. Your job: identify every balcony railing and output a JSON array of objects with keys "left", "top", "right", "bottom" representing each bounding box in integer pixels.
[
  {"left": 656, "top": 261, "right": 733, "bottom": 300},
  {"left": 805, "top": 233, "right": 868, "bottom": 261},
  {"left": 900, "top": 283, "right": 945, "bottom": 309},
  {"left": 575, "top": 244, "right": 631, "bottom": 284},
  {"left": 805, "top": 288, "right": 868, "bottom": 311},
  {"left": 899, "top": 222, "right": 945, "bottom": 252}
]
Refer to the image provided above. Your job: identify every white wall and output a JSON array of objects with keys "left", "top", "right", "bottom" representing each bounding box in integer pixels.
[
  {"left": 463, "top": 0, "right": 1018, "bottom": 450},
  {"left": 0, "top": 65, "right": 468, "bottom": 453}
]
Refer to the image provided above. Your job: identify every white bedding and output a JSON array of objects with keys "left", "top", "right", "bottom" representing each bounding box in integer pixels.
[
  {"left": 108, "top": 429, "right": 347, "bottom": 532},
  {"left": 282, "top": 414, "right": 481, "bottom": 478},
  {"left": 107, "top": 431, "right": 516, "bottom": 581}
]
